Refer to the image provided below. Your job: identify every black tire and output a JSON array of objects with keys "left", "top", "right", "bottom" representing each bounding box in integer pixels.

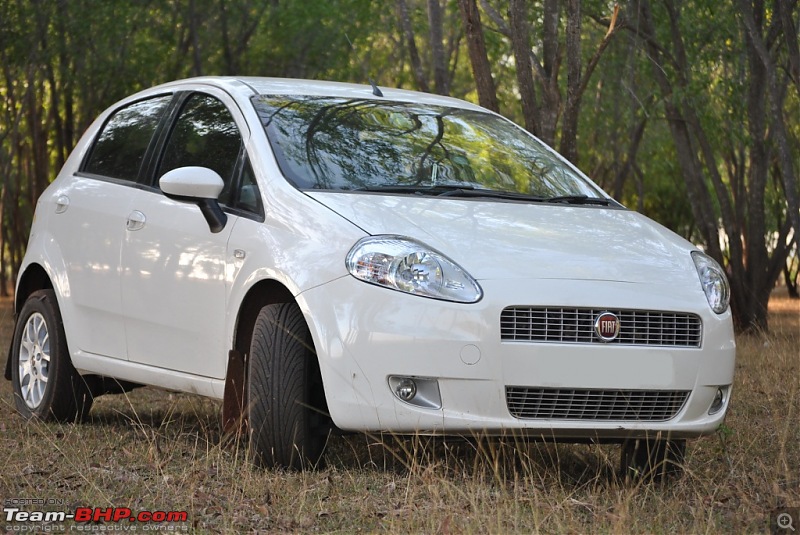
[
  {"left": 247, "top": 302, "right": 328, "bottom": 469},
  {"left": 10, "top": 289, "right": 93, "bottom": 422},
  {"left": 620, "top": 437, "right": 686, "bottom": 482}
]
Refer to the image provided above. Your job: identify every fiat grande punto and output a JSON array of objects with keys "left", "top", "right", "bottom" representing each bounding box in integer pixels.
[{"left": 6, "top": 77, "right": 735, "bottom": 475}]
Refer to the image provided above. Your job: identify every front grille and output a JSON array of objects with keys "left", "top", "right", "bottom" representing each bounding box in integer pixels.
[
  {"left": 500, "top": 307, "right": 702, "bottom": 347},
  {"left": 506, "top": 387, "right": 690, "bottom": 421}
]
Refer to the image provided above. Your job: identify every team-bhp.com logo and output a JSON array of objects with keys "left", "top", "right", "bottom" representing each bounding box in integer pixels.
[
  {"left": 594, "top": 311, "right": 620, "bottom": 342},
  {"left": 5, "top": 506, "right": 188, "bottom": 525}
]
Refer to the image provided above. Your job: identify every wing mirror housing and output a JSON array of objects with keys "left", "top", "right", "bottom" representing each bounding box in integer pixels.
[{"left": 159, "top": 166, "right": 227, "bottom": 233}]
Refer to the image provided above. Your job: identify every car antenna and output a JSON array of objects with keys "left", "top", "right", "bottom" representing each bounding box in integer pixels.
[
  {"left": 369, "top": 78, "right": 384, "bottom": 98},
  {"left": 345, "top": 33, "right": 384, "bottom": 97}
]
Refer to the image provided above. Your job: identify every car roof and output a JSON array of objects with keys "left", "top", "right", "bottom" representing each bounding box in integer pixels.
[{"left": 149, "top": 76, "right": 488, "bottom": 113}]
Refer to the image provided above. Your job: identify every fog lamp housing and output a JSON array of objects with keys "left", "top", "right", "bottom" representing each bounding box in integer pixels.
[
  {"left": 708, "top": 386, "right": 729, "bottom": 415},
  {"left": 388, "top": 376, "right": 442, "bottom": 409}
]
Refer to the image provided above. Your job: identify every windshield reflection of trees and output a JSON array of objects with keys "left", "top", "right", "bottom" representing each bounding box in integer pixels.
[{"left": 255, "top": 96, "right": 594, "bottom": 197}]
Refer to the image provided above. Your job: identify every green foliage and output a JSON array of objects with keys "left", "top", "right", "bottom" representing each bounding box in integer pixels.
[{"left": 0, "top": 0, "right": 797, "bottom": 320}]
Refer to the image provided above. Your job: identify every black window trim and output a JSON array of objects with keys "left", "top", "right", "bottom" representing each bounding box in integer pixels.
[
  {"left": 76, "top": 88, "right": 265, "bottom": 223},
  {"left": 140, "top": 91, "right": 192, "bottom": 189},
  {"left": 149, "top": 91, "right": 265, "bottom": 223},
  {"left": 226, "top": 149, "right": 265, "bottom": 223},
  {"left": 77, "top": 92, "right": 180, "bottom": 187}
]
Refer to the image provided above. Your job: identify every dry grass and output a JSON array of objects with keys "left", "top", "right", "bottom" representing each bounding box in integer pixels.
[{"left": 0, "top": 292, "right": 798, "bottom": 533}]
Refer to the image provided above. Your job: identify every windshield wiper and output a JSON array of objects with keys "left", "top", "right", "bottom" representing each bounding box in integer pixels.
[
  {"left": 544, "top": 195, "right": 612, "bottom": 206},
  {"left": 439, "top": 190, "right": 616, "bottom": 206},
  {"left": 436, "top": 188, "right": 546, "bottom": 202},
  {"left": 350, "top": 186, "right": 614, "bottom": 206},
  {"left": 352, "top": 184, "right": 542, "bottom": 202},
  {"left": 351, "top": 184, "right": 480, "bottom": 195}
]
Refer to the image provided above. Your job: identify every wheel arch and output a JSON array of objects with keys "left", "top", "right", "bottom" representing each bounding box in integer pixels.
[
  {"left": 223, "top": 278, "right": 300, "bottom": 432},
  {"left": 232, "top": 279, "right": 296, "bottom": 355},
  {"left": 5, "top": 263, "right": 55, "bottom": 381},
  {"left": 15, "top": 263, "right": 54, "bottom": 314}
]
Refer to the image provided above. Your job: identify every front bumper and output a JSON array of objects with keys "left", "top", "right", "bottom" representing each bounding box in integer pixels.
[{"left": 298, "top": 276, "right": 736, "bottom": 440}]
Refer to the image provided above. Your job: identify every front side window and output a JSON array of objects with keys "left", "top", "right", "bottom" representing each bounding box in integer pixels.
[
  {"left": 83, "top": 95, "right": 172, "bottom": 182},
  {"left": 157, "top": 94, "right": 242, "bottom": 206},
  {"left": 252, "top": 95, "right": 602, "bottom": 199},
  {"left": 234, "top": 158, "right": 263, "bottom": 216}
]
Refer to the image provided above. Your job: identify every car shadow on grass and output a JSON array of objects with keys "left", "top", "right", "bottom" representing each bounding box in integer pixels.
[
  {"left": 83, "top": 388, "right": 627, "bottom": 489},
  {"left": 85, "top": 387, "right": 224, "bottom": 442},
  {"left": 325, "top": 432, "right": 621, "bottom": 487}
]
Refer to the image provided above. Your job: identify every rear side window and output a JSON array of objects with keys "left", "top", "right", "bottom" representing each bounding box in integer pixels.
[{"left": 83, "top": 95, "right": 172, "bottom": 182}]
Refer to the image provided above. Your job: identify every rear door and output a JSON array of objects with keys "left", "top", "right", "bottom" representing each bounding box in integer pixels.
[{"left": 54, "top": 95, "right": 173, "bottom": 360}]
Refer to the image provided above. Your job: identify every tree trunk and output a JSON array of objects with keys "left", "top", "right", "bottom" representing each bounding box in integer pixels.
[
  {"left": 739, "top": 0, "right": 772, "bottom": 330},
  {"left": 397, "top": 0, "right": 430, "bottom": 93},
  {"left": 458, "top": 0, "right": 499, "bottom": 112},
  {"left": 738, "top": 0, "right": 800, "bottom": 240},
  {"left": 775, "top": 0, "right": 800, "bottom": 95},
  {"left": 613, "top": 114, "right": 648, "bottom": 201},
  {"left": 0, "top": 182, "right": 7, "bottom": 297},
  {"left": 220, "top": 0, "right": 235, "bottom": 74},
  {"left": 635, "top": 0, "right": 722, "bottom": 260},
  {"left": 427, "top": 0, "right": 449, "bottom": 95},
  {"left": 632, "top": 0, "right": 794, "bottom": 331},
  {"left": 189, "top": 0, "right": 204, "bottom": 76},
  {"left": 559, "top": 0, "right": 582, "bottom": 164},
  {"left": 538, "top": 0, "right": 561, "bottom": 145},
  {"left": 508, "top": 0, "right": 541, "bottom": 135}
]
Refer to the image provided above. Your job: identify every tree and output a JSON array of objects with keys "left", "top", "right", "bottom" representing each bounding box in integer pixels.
[
  {"left": 1, "top": 0, "right": 797, "bottom": 333},
  {"left": 628, "top": 0, "right": 797, "bottom": 330},
  {"left": 476, "top": 0, "right": 619, "bottom": 163},
  {"left": 459, "top": 0, "right": 500, "bottom": 111}
]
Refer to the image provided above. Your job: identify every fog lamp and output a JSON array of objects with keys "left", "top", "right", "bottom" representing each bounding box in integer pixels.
[
  {"left": 396, "top": 378, "right": 417, "bottom": 401},
  {"left": 709, "top": 386, "right": 727, "bottom": 415},
  {"left": 388, "top": 376, "right": 442, "bottom": 409}
]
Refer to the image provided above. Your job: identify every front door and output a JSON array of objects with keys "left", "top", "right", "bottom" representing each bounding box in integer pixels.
[{"left": 121, "top": 91, "right": 245, "bottom": 378}]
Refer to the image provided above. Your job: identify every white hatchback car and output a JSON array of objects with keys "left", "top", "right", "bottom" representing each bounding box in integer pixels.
[{"left": 6, "top": 77, "right": 735, "bottom": 475}]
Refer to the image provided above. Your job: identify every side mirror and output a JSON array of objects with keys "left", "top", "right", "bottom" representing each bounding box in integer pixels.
[{"left": 159, "top": 167, "right": 227, "bottom": 233}]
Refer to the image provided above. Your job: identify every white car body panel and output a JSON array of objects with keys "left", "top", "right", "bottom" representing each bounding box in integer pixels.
[
  {"left": 49, "top": 177, "right": 132, "bottom": 359},
  {"left": 23, "top": 111, "right": 135, "bottom": 362},
  {"left": 13, "top": 76, "right": 736, "bottom": 442},
  {"left": 121, "top": 188, "right": 233, "bottom": 377},
  {"left": 306, "top": 192, "right": 695, "bottom": 283},
  {"left": 299, "top": 276, "right": 735, "bottom": 437},
  {"left": 72, "top": 349, "right": 225, "bottom": 398}
]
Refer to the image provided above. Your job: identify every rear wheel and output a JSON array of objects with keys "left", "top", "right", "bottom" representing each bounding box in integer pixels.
[
  {"left": 247, "top": 302, "right": 328, "bottom": 469},
  {"left": 620, "top": 438, "right": 686, "bottom": 481},
  {"left": 11, "top": 289, "right": 93, "bottom": 421}
]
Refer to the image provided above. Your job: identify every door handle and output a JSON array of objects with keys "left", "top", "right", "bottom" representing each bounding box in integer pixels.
[
  {"left": 126, "top": 210, "right": 146, "bottom": 231},
  {"left": 55, "top": 195, "right": 70, "bottom": 214}
]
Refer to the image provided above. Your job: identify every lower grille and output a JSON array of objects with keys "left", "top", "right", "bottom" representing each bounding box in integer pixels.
[{"left": 506, "top": 387, "right": 690, "bottom": 421}]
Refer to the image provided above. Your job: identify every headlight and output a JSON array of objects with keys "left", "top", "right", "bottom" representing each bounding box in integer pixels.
[
  {"left": 691, "top": 251, "right": 730, "bottom": 314},
  {"left": 346, "top": 236, "right": 482, "bottom": 303}
]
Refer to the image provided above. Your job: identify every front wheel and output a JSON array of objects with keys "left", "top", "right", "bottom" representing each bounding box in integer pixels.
[
  {"left": 11, "top": 289, "right": 93, "bottom": 421},
  {"left": 247, "top": 302, "right": 329, "bottom": 469}
]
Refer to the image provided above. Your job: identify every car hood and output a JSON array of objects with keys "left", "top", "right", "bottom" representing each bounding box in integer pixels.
[{"left": 307, "top": 192, "right": 697, "bottom": 284}]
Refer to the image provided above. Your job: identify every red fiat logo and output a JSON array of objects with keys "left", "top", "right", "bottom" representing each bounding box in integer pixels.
[{"left": 594, "top": 312, "right": 620, "bottom": 341}]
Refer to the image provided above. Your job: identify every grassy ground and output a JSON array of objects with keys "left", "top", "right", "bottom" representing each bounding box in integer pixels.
[{"left": 0, "top": 292, "right": 797, "bottom": 533}]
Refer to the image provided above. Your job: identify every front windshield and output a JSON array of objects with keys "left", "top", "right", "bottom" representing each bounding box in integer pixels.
[{"left": 252, "top": 95, "right": 602, "bottom": 198}]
